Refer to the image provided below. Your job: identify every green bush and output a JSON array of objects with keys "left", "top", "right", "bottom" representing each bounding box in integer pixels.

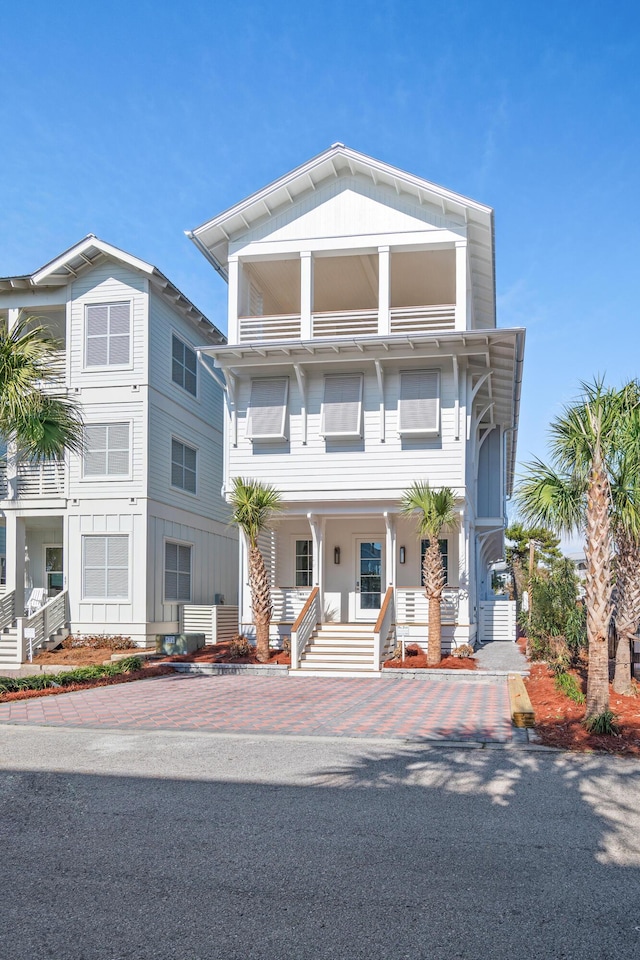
[
  {"left": 554, "top": 671, "right": 586, "bottom": 704},
  {"left": 0, "top": 658, "right": 144, "bottom": 696},
  {"left": 583, "top": 711, "right": 621, "bottom": 736}
]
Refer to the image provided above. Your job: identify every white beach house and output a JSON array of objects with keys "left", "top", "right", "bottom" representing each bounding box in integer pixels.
[
  {"left": 190, "top": 144, "right": 524, "bottom": 674},
  {"left": 0, "top": 236, "right": 238, "bottom": 665}
]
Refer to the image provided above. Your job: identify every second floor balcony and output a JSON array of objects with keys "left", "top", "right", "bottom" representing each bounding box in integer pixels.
[
  {"left": 230, "top": 246, "right": 467, "bottom": 344},
  {"left": 0, "top": 458, "right": 66, "bottom": 500}
]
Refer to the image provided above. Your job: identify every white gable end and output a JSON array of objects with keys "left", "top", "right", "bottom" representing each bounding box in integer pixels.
[{"left": 233, "top": 178, "right": 466, "bottom": 250}]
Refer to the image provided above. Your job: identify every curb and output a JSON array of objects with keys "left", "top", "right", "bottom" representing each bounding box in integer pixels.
[{"left": 161, "top": 662, "right": 289, "bottom": 677}]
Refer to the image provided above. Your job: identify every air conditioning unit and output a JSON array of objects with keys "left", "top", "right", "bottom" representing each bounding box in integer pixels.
[{"left": 155, "top": 633, "right": 205, "bottom": 655}]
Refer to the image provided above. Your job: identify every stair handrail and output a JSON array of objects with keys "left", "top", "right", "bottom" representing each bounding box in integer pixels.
[
  {"left": 373, "top": 586, "right": 395, "bottom": 670},
  {"left": 17, "top": 590, "right": 68, "bottom": 662},
  {"left": 0, "top": 590, "right": 15, "bottom": 632},
  {"left": 290, "top": 586, "right": 320, "bottom": 670}
]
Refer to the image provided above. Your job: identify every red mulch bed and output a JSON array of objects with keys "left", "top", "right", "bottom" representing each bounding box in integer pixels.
[
  {"left": 163, "top": 641, "right": 291, "bottom": 666},
  {"left": 383, "top": 644, "right": 477, "bottom": 670},
  {"left": 0, "top": 665, "right": 175, "bottom": 704},
  {"left": 524, "top": 661, "right": 640, "bottom": 756}
]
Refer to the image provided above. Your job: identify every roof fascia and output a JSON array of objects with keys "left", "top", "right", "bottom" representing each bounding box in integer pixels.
[{"left": 31, "top": 236, "right": 155, "bottom": 285}]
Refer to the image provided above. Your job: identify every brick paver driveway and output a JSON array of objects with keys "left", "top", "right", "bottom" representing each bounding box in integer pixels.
[{"left": 0, "top": 673, "right": 513, "bottom": 742}]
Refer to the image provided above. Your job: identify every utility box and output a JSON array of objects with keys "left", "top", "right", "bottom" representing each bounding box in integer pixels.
[{"left": 156, "top": 633, "right": 206, "bottom": 656}]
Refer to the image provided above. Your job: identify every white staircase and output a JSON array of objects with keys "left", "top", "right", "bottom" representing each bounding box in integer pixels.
[
  {"left": 295, "top": 623, "right": 379, "bottom": 676},
  {"left": 0, "top": 626, "right": 19, "bottom": 670}
]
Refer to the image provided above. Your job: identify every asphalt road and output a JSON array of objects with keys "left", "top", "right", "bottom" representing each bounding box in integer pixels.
[{"left": 1, "top": 726, "right": 640, "bottom": 959}]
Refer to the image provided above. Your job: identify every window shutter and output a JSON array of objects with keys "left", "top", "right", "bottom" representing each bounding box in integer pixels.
[
  {"left": 84, "top": 423, "right": 130, "bottom": 476},
  {"left": 164, "top": 541, "right": 192, "bottom": 602},
  {"left": 246, "top": 378, "right": 288, "bottom": 439},
  {"left": 106, "top": 536, "right": 129, "bottom": 597},
  {"left": 398, "top": 370, "right": 440, "bottom": 434},
  {"left": 86, "top": 305, "right": 109, "bottom": 366},
  {"left": 84, "top": 425, "right": 108, "bottom": 476},
  {"left": 82, "top": 535, "right": 128, "bottom": 599},
  {"left": 321, "top": 375, "right": 363, "bottom": 437},
  {"left": 86, "top": 302, "right": 130, "bottom": 366},
  {"left": 106, "top": 423, "right": 130, "bottom": 475}
]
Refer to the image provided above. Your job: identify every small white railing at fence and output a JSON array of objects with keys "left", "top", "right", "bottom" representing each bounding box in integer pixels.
[
  {"left": 17, "top": 459, "right": 65, "bottom": 497},
  {"left": 389, "top": 304, "right": 456, "bottom": 334},
  {"left": 17, "top": 590, "right": 68, "bottom": 662},
  {"left": 270, "top": 588, "right": 312, "bottom": 623},
  {"left": 312, "top": 309, "right": 379, "bottom": 338},
  {"left": 290, "top": 587, "right": 320, "bottom": 670},
  {"left": 0, "top": 590, "right": 15, "bottom": 632},
  {"left": 374, "top": 587, "right": 395, "bottom": 669},
  {"left": 395, "top": 587, "right": 459, "bottom": 624},
  {"left": 239, "top": 315, "right": 302, "bottom": 342},
  {"left": 478, "top": 599, "right": 517, "bottom": 643},
  {"left": 180, "top": 605, "right": 239, "bottom": 644}
]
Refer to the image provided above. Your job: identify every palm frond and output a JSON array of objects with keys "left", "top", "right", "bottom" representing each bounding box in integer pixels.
[
  {"left": 401, "top": 481, "right": 457, "bottom": 539},
  {"left": 228, "top": 477, "right": 282, "bottom": 547},
  {"left": 515, "top": 459, "right": 585, "bottom": 535}
]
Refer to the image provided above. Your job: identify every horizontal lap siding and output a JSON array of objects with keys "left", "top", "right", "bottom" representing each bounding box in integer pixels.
[
  {"left": 148, "top": 294, "right": 227, "bottom": 524},
  {"left": 229, "top": 367, "right": 464, "bottom": 496},
  {"left": 68, "top": 398, "right": 146, "bottom": 498}
]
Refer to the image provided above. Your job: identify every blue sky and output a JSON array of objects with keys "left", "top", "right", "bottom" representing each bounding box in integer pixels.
[{"left": 1, "top": 0, "right": 639, "bottom": 484}]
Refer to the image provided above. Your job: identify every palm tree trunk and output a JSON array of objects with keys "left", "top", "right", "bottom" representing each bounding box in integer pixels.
[
  {"left": 427, "top": 595, "right": 442, "bottom": 666},
  {"left": 612, "top": 533, "right": 640, "bottom": 696},
  {"left": 585, "top": 455, "right": 613, "bottom": 717},
  {"left": 248, "top": 544, "right": 272, "bottom": 663},
  {"left": 423, "top": 539, "right": 445, "bottom": 665}
]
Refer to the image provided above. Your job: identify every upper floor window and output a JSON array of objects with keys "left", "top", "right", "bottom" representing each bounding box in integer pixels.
[
  {"left": 246, "top": 377, "right": 289, "bottom": 440},
  {"left": 82, "top": 535, "right": 129, "bottom": 599},
  {"left": 320, "top": 374, "right": 363, "bottom": 438},
  {"left": 171, "top": 438, "right": 197, "bottom": 493},
  {"left": 85, "top": 302, "right": 131, "bottom": 367},
  {"left": 398, "top": 370, "right": 440, "bottom": 435},
  {"left": 83, "top": 423, "right": 130, "bottom": 477},
  {"left": 172, "top": 335, "right": 197, "bottom": 396},
  {"left": 164, "top": 541, "right": 192, "bottom": 602},
  {"left": 295, "top": 540, "right": 313, "bottom": 587},
  {"left": 421, "top": 538, "right": 449, "bottom": 586}
]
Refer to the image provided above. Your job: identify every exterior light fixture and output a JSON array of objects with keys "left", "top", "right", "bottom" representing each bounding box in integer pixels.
[
  {"left": 399, "top": 546, "right": 406, "bottom": 564},
  {"left": 334, "top": 547, "right": 341, "bottom": 564}
]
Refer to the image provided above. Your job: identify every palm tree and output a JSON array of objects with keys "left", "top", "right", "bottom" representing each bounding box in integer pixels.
[
  {"left": 229, "top": 477, "right": 282, "bottom": 663},
  {"left": 1, "top": 316, "right": 83, "bottom": 459},
  {"left": 401, "top": 481, "right": 456, "bottom": 665},
  {"left": 517, "top": 380, "right": 634, "bottom": 718}
]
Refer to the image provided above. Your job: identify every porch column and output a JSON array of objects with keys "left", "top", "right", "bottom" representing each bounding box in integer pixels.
[
  {"left": 384, "top": 512, "right": 396, "bottom": 587},
  {"left": 228, "top": 256, "right": 240, "bottom": 344},
  {"left": 457, "top": 509, "right": 471, "bottom": 634},
  {"left": 300, "top": 252, "right": 313, "bottom": 339},
  {"left": 239, "top": 530, "right": 250, "bottom": 637},
  {"left": 307, "top": 513, "right": 323, "bottom": 621},
  {"left": 455, "top": 241, "right": 468, "bottom": 330},
  {"left": 5, "top": 514, "right": 26, "bottom": 616},
  {"left": 378, "top": 246, "right": 390, "bottom": 335}
]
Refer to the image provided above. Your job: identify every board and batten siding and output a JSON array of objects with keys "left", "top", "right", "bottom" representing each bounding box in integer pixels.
[
  {"left": 228, "top": 364, "right": 464, "bottom": 499},
  {"left": 68, "top": 263, "right": 148, "bottom": 389},
  {"left": 146, "top": 513, "right": 238, "bottom": 627}
]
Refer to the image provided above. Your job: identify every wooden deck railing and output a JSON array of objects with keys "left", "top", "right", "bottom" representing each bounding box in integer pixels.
[{"left": 373, "top": 586, "right": 395, "bottom": 669}]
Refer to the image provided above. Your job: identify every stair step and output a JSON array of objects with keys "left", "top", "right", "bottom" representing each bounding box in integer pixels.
[
  {"left": 305, "top": 644, "right": 373, "bottom": 654},
  {"left": 302, "top": 652, "right": 374, "bottom": 663},
  {"left": 310, "top": 638, "right": 374, "bottom": 648},
  {"left": 315, "top": 624, "right": 374, "bottom": 633},
  {"left": 295, "top": 667, "right": 381, "bottom": 677}
]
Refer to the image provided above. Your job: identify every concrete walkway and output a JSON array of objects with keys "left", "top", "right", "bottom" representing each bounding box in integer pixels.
[
  {"left": 475, "top": 639, "right": 529, "bottom": 674},
  {"left": 0, "top": 672, "right": 515, "bottom": 743}
]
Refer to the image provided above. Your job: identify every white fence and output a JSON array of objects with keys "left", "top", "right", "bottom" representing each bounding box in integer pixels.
[
  {"left": 478, "top": 599, "right": 517, "bottom": 643},
  {"left": 395, "top": 588, "right": 459, "bottom": 624},
  {"left": 17, "top": 590, "right": 68, "bottom": 661},
  {"left": 180, "top": 605, "right": 239, "bottom": 644}
]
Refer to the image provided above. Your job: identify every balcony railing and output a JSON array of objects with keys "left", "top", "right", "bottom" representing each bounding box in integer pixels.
[
  {"left": 16, "top": 459, "right": 65, "bottom": 498},
  {"left": 237, "top": 304, "right": 457, "bottom": 343}
]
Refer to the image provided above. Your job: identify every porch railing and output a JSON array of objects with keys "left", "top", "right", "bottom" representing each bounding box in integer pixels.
[
  {"left": 16, "top": 459, "right": 65, "bottom": 498},
  {"left": 290, "top": 586, "right": 320, "bottom": 670},
  {"left": 373, "top": 587, "right": 395, "bottom": 669},
  {"left": 312, "top": 309, "right": 379, "bottom": 338},
  {"left": 395, "top": 587, "right": 459, "bottom": 624},
  {"left": 239, "top": 314, "right": 301, "bottom": 341},
  {"left": 17, "top": 590, "right": 68, "bottom": 662},
  {"left": 0, "top": 590, "right": 15, "bottom": 632},
  {"left": 389, "top": 304, "right": 455, "bottom": 334},
  {"left": 270, "top": 588, "right": 312, "bottom": 623}
]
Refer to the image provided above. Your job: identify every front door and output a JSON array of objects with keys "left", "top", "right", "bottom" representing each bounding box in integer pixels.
[
  {"left": 44, "top": 545, "right": 63, "bottom": 597},
  {"left": 355, "top": 539, "right": 383, "bottom": 621}
]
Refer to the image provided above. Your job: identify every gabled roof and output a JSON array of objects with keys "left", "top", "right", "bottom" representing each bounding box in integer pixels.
[
  {"left": 187, "top": 142, "right": 496, "bottom": 326},
  {"left": 0, "top": 235, "right": 225, "bottom": 344}
]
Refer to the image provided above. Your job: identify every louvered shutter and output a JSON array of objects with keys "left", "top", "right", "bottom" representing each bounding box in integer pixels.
[
  {"left": 398, "top": 370, "right": 440, "bottom": 434},
  {"left": 164, "top": 541, "right": 192, "bottom": 601},
  {"left": 83, "top": 536, "right": 107, "bottom": 596},
  {"left": 82, "top": 535, "right": 128, "bottom": 598},
  {"left": 84, "top": 425, "right": 108, "bottom": 476},
  {"left": 108, "top": 303, "right": 131, "bottom": 364},
  {"left": 320, "top": 375, "right": 363, "bottom": 437},
  {"left": 106, "top": 423, "right": 130, "bottom": 475},
  {"left": 85, "top": 303, "right": 130, "bottom": 366},
  {"left": 85, "top": 305, "right": 109, "bottom": 366},
  {"left": 106, "top": 536, "right": 129, "bottom": 597},
  {"left": 84, "top": 424, "right": 130, "bottom": 476},
  {"left": 246, "top": 378, "right": 288, "bottom": 439}
]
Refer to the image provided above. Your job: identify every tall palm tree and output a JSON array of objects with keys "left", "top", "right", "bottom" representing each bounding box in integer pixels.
[
  {"left": 401, "top": 481, "right": 456, "bottom": 666},
  {"left": 0, "top": 316, "right": 83, "bottom": 459},
  {"left": 517, "top": 380, "right": 633, "bottom": 718},
  {"left": 229, "top": 477, "right": 282, "bottom": 663}
]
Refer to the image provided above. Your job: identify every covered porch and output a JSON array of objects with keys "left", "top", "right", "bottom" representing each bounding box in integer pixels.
[{"left": 239, "top": 507, "right": 473, "bottom": 672}]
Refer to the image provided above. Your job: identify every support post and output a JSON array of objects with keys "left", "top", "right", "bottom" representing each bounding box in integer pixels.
[
  {"left": 378, "top": 246, "right": 390, "bottom": 335},
  {"left": 5, "top": 514, "right": 26, "bottom": 617},
  {"left": 384, "top": 512, "right": 396, "bottom": 587},
  {"left": 227, "top": 256, "right": 240, "bottom": 344},
  {"left": 455, "top": 241, "right": 468, "bottom": 330},
  {"left": 300, "top": 252, "right": 313, "bottom": 339}
]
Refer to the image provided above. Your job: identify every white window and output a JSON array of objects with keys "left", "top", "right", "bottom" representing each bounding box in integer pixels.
[
  {"left": 320, "top": 374, "right": 363, "bottom": 437},
  {"left": 82, "top": 535, "right": 129, "bottom": 599},
  {"left": 83, "top": 423, "right": 130, "bottom": 477},
  {"left": 398, "top": 370, "right": 440, "bottom": 435},
  {"left": 85, "top": 302, "right": 131, "bottom": 367},
  {"left": 245, "top": 378, "right": 289, "bottom": 440},
  {"left": 171, "top": 438, "right": 197, "bottom": 493},
  {"left": 295, "top": 540, "right": 313, "bottom": 587},
  {"left": 172, "top": 335, "right": 198, "bottom": 396},
  {"left": 164, "top": 541, "right": 192, "bottom": 602}
]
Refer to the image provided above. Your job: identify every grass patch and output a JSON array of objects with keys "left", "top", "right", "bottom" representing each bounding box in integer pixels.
[
  {"left": 0, "top": 656, "right": 144, "bottom": 695},
  {"left": 583, "top": 710, "right": 621, "bottom": 736},
  {"left": 554, "top": 670, "right": 586, "bottom": 704}
]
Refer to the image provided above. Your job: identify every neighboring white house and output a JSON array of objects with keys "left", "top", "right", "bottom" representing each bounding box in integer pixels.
[
  {"left": 190, "top": 144, "right": 524, "bottom": 673},
  {"left": 0, "top": 236, "right": 238, "bottom": 664}
]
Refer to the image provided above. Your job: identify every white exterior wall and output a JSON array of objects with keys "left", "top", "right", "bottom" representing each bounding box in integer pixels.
[{"left": 228, "top": 362, "right": 464, "bottom": 500}]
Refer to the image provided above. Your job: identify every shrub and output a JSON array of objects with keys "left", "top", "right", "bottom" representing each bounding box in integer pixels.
[
  {"left": 118, "top": 655, "right": 143, "bottom": 672},
  {"left": 282, "top": 636, "right": 291, "bottom": 654},
  {"left": 229, "top": 635, "right": 253, "bottom": 658},
  {"left": 451, "top": 643, "right": 475, "bottom": 658},
  {"left": 62, "top": 634, "right": 135, "bottom": 651},
  {"left": 0, "top": 658, "right": 145, "bottom": 696},
  {"left": 554, "top": 671, "right": 586, "bottom": 704},
  {"left": 583, "top": 711, "right": 621, "bottom": 736}
]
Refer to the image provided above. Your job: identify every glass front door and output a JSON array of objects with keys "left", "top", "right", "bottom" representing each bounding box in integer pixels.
[
  {"left": 45, "top": 545, "right": 63, "bottom": 597},
  {"left": 355, "top": 539, "right": 383, "bottom": 620}
]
